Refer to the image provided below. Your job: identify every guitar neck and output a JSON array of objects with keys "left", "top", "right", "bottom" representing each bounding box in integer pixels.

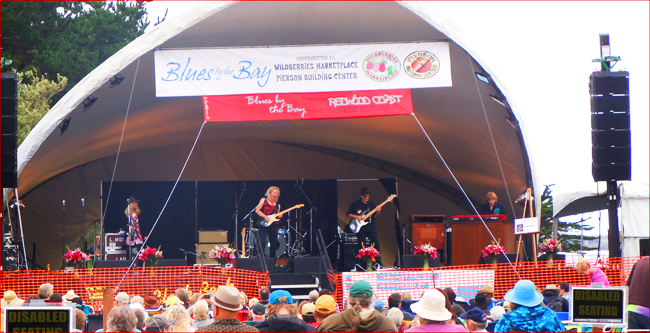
[
  {"left": 275, "top": 205, "right": 303, "bottom": 216},
  {"left": 360, "top": 197, "right": 393, "bottom": 222}
]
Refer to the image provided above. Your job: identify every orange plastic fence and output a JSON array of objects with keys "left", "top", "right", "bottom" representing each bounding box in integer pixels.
[
  {"left": 1, "top": 266, "right": 268, "bottom": 312},
  {"left": 1, "top": 257, "right": 641, "bottom": 311}
]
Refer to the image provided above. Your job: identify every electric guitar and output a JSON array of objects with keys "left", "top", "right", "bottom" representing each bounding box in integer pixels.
[
  {"left": 241, "top": 228, "right": 247, "bottom": 258},
  {"left": 260, "top": 204, "right": 304, "bottom": 227},
  {"left": 348, "top": 194, "right": 397, "bottom": 234}
]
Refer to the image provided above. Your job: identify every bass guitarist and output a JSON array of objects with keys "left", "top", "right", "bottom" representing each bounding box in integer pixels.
[
  {"left": 255, "top": 186, "right": 283, "bottom": 258},
  {"left": 346, "top": 187, "right": 382, "bottom": 266}
]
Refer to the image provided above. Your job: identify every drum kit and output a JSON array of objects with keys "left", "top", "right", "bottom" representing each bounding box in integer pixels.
[{"left": 244, "top": 223, "right": 310, "bottom": 258}]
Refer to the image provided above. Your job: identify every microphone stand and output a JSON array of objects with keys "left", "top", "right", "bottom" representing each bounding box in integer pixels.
[
  {"left": 81, "top": 198, "right": 85, "bottom": 252},
  {"left": 232, "top": 183, "right": 246, "bottom": 255},
  {"left": 241, "top": 205, "right": 258, "bottom": 257},
  {"left": 62, "top": 200, "right": 66, "bottom": 267},
  {"left": 295, "top": 181, "right": 316, "bottom": 254}
]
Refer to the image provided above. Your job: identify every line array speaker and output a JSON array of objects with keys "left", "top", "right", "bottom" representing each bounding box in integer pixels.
[
  {"left": 590, "top": 71, "right": 631, "bottom": 181},
  {"left": 1, "top": 73, "right": 18, "bottom": 188}
]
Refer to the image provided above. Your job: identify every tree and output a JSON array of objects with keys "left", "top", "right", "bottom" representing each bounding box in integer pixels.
[
  {"left": 2, "top": 1, "right": 149, "bottom": 103},
  {"left": 540, "top": 185, "right": 598, "bottom": 253},
  {"left": 16, "top": 70, "right": 68, "bottom": 145}
]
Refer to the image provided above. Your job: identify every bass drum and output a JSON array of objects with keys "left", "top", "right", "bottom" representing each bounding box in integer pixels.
[{"left": 264, "top": 229, "right": 287, "bottom": 258}]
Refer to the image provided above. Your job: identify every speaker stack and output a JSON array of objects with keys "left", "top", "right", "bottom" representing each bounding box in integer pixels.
[
  {"left": 590, "top": 71, "right": 631, "bottom": 181},
  {"left": 1, "top": 73, "right": 18, "bottom": 189},
  {"left": 339, "top": 233, "right": 367, "bottom": 271}
]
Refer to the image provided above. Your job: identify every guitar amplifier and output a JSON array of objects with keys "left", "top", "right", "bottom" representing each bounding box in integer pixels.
[
  {"left": 340, "top": 234, "right": 370, "bottom": 271},
  {"left": 410, "top": 215, "right": 445, "bottom": 251},
  {"left": 198, "top": 230, "right": 228, "bottom": 244}
]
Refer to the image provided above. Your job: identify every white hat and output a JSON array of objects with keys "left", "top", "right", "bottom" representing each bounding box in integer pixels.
[
  {"left": 65, "top": 290, "right": 78, "bottom": 301},
  {"left": 130, "top": 295, "right": 144, "bottom": 305},
  {"left": 115, "top": 292, "right": 130, "bottom": 305},
  {"left": 409, "top": 289, "right": 452, "bottom": 321},
  {"left": 212, "top": 286, "right": 243, "bottom": 312},
  {"left": 2, "top": 290, "right": 25, "bottom": 307},
  {"left": 490, "top": 306, "right": 506, "bottom": 321}
]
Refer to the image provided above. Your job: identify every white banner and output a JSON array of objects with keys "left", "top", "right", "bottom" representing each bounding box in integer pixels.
[{"left": 154, "top": 42, "right": 451, "bottom": 97}]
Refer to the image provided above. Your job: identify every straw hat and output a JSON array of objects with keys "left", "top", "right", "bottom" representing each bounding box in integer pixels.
[
  {"left": 543, "top": 284, "right": 560, "bottom": 291},
  {"left": 143, "top": 294, "right": 161, "bottom": 308},
  {"left": 409, "top": 289, "right": 452, "bottom": 321},
  {"left": 65, "top": 290, "right": 78, "bottom": 301},
  {"left": 2, "top": 290, "right": 25, "bottom": 307},
  {"left": 480, "top": 285, "right": 494, "bottom": 294}
]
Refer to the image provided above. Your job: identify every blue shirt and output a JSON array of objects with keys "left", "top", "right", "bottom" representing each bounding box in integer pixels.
[{"left": 495, "top": 305, "right": 565, "bottom": 332}]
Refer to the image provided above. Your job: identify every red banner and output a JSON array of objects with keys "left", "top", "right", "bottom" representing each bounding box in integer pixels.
[{"left": 203, "top": 89, "right": 413, "bottom": 122}]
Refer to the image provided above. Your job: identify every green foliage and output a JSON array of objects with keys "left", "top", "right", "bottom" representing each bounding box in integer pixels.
[
  {"left": 540, "top": 185, "right": 598, "bottom": 253},
  {"left": 16, "top": 70, "right": 68, "bottom": 145},
  {"left": 2, "top": 1, "right": 149, "bottom": 103}
]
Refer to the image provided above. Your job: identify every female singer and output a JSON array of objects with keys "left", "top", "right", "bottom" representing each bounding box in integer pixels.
[
  {"left": 125, "top": 196, "right": 144, "bottom": 248},
  {"left": 255, "top": 186, "right": 283, "bottom": 258}
]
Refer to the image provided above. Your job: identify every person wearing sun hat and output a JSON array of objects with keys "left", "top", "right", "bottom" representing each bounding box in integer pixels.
[
  {"left": 318, "top": 280, "right": 396, "bottom": 332},
  {"left": 2, "top": 290, "right": 25, "bottom": 308},
  {"left": 405, "top": 289, "right": 467, "bottom": 332},
  {"left": 255, "top": 290, "right": 316, "bottom": 332},
  {"left": 197, "top": 285, "right": 259, "bottom": 332},
  {"left": 494, "top": 280, "right": 565, "bottom": 332}
]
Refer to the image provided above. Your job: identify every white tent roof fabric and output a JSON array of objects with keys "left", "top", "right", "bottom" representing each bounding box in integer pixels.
[
  {"left": 553, "top": 182, "right": 649, "bottom": 256},
  {"left": 14, "top": 1, "right": 541, "bottom": 268}
]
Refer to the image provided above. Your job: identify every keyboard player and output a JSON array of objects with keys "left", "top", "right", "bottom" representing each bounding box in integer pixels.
[{"left": 479, "top": 191, "right": 507, "bottom": 218}]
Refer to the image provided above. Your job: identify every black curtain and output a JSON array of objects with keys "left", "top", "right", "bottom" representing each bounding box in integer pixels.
[
  {"left": 379, "top": 178, "right": 401, "bottom": 266},
  {"left": 102, "top": 181, "right": 196, "bottom": 261},
  {"left": 103, "top": 179, "right": 338, "bottom": 265}
]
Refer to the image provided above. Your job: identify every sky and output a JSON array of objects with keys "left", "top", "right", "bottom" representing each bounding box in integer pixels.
[{"left": 143, "top": 1, "right": 649, "bottom": 238}]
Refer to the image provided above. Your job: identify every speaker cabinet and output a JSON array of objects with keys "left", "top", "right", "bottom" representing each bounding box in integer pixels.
[
  {"left": 640, "top": 239, "right": 649, "bottom": 257},
  {"left": 402, "top": 254, "right": 441, "bottom": 268},
  {"left": 411, "top": 215, "right": 445, "bottom": 250},
  {"left": 590, "top": 71, "right": 631, "bottom": 181},
  {"left": 234, "top": 258, "right": 275, "bottom": 272},
  {"left": 340, "top": 236, "right": 361, "bottom": 272},
  {"left": 1, "top": 73, "right": 18, "bottom": 188}
]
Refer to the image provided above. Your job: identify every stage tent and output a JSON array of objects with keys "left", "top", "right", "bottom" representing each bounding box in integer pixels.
[
  {"left": 10, "top": 1, "right": 541, "bottom": 269},
  {"left": 553, "top": 182, "right": 650, "bottom": 256}
]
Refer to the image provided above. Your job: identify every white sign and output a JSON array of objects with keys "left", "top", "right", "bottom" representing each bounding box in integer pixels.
[
  {"left": 154, "top": 42, "right": 452, "bottom": 97},
  {"left": 514, "top": 217, "right": 539, "bottom": 235}
]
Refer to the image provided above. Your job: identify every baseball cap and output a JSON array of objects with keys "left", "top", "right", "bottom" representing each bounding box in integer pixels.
[
  {"left": 460, "top": 307, "right": 488, "bottom": 323},
  {"left": 269, "top": 290, "right": 293, "bottom": 304},
  {"left": 251, "top": 303, "right": 266, "bottom": 315},
  {"left": 315, "top": 295, "right": 336, "bottom": 315},
  {"left": 145, "top": 315, "right": 176, "bottom": 332},
  {"left": 115, "top": 292, "right": 129, "bottom": 305},
  {"left": 349, "top": 280, "right": 373, "bottom": 298},
  {"left": 302, "top": 302, "right": 316, "bottom": 316}
]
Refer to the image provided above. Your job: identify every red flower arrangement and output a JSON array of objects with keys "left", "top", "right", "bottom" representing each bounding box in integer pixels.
[
  {"left": 356, "top": 244, "right": 380, "bottom": 271},
  {"left": 63, "top": 248, "right": 91, "bottom": 268},
  {"left": 209, "top": 245, "right": 236, "bottom": 267},
  {"left": 413, "top": 244, "right": 439, "bottom": 259},
  {"left": 139, "top": 246, "right": 163, "bottom": 266},
  {"left": 482, "top": 244, "right": 507, "bottom": 260}
]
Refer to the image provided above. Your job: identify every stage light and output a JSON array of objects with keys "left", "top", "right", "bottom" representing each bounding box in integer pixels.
[
  {"left": 490, "top": 94, "right": 507, "bottom": 108},
  {"left": 109, "top": 74, "right": 125, "bottom": 88},
  {"left": 59, "top": 117, "right": 71, "bottom": 134},
  {"left": 82, "top": 96, "right": 98, "bottom": 111},
  {"left": 475, "top": 72, "right": 490, "bottom": 84}
]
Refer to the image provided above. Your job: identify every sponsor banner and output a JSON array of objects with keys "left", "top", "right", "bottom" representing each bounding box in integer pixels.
[
  {"left": 203, "top": 89, "right": 412, "bottom": 122},
  {"left": 570, "top": 287, "right": 627, "bottom": 325},
  {"left": 155, "top": 42, "right": 451, "bottom": 97},
  {"left": 342, "top": 271, "right": 436, "bottom": 301}
]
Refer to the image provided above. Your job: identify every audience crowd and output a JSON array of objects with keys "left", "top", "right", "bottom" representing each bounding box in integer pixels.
[{"left": 1, "top": 257, "right": 648, "bottom": 332}]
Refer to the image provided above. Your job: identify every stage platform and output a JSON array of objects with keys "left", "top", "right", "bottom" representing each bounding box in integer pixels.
[{"left": 0, "top": 257, "right": 640, "bottom": 313}]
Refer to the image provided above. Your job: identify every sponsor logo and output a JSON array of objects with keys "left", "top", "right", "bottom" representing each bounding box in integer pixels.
[
  {"left": 404, "top": 51, "right": 440, "bottom": 79},
  {"left": 362, "top": 51, "right": 401, "bottom": 82}
]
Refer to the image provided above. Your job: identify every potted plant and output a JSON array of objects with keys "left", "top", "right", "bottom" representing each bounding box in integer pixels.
[
  {"left": 413, "top": 243, "right": 439, "bottom": 269},
  {"left": 139, "top": 246, "right": 163, "bottom": 267},
  {"left": 356, "top": 244, "right": 380, "bottom": 271},
  {"left": 63, "top": 248, "right": 91, "bottom": 270},
  {"left": 482, "top": 243, "right": 507, "bottom": 268},
  {"left": 540, "top": 238, "right": 563, "bottom": 266}
]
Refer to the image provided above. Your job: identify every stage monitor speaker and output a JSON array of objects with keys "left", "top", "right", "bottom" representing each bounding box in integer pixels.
[
  {"left": 402, "top": 254, "right": 440, "bottom": 268},
  {"left": 292, "top": 256, "right": 325, "bottom": 274},
  {"left": 590, "top": 71, "right": 631, "bottom": 182},
  {"left": 640, "top": 239, "right": 649, "bottom": 257},
  {"left": 1, "top": 73, "right": 18, "bottom": 188},
  {"left": 94, "top": 260, "right": 132, "bottom": 268},
  {"left": 234, "top": 258, "right": 275, "bottom": 272},
  {"left": 158, "top": 259, "right": 187, "bottom": 267}
]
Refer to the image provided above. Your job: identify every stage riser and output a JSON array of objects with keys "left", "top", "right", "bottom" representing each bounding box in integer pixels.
[
  {"left": 94, "top": 258, "right": 187, "bottom": 268},
  {"left": 292, "top": 257, "right": 326, "bottom": 274},
  {"left": 401, "top": 255, "right": 441, "bottom": 268},
  {"left": 234, "top": 258, "right": 275, "bottom": 272}
]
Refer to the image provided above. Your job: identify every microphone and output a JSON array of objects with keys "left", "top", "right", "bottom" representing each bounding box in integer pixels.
[
  {"left": 81, "top": 198, "right": 85, "bottom": 207},
  {"left": 63, "top": 200, "right": 66, "bottom": 207},
  {"left": 243, "top": 182, "right": 247, "bottom": 191}
]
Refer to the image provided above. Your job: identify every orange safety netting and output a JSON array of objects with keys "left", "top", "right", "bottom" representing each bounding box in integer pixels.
[
  {"left": 1, "top": 257, "right": 642, "bottom": 310},
  {"left": 1, "top": 266, "right": 268, "bottom": 312}
]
